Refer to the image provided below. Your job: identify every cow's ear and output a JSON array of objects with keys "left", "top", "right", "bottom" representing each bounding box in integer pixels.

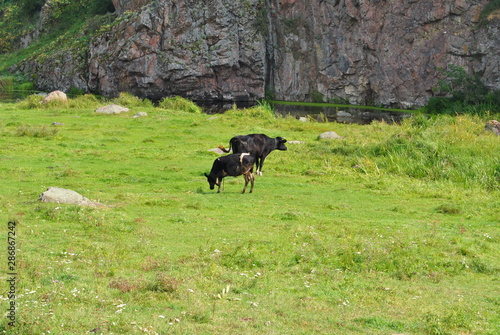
[{"left": 204, "top": 173, "right": 209, "bottom": 177}]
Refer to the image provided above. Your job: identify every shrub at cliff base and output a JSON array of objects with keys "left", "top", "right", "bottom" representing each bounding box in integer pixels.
[
  {"left": 225, "top": 100, "right": 275, "bottom": 119},
  {"left": 111, "top": 92, "right": 153, "bottom": 108},
  {"left": 159, "top": 96, "right": 202, "bottom": 113},
  {"left": 425, "top": 64, "right": 500, "bottom": 114}
]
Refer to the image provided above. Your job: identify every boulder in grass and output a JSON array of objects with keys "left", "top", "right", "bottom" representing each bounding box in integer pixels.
[
  {"left": 95, "top": 104, "right": 129, "bottom": 114},
  {"left": 485, "top": 120, "right": 500, "bottom": 136},
  {"left": 38, "top": 187, "right": 102, "bottom": 207},
  {"left": 318, "top": 131, "right": 344, "bottom": 140},
  {"left": 42, "top": 90, "right": 67, "bottom": 104},
  {"left": 133, "top": 112, "right": 148, "bottom": 118}
]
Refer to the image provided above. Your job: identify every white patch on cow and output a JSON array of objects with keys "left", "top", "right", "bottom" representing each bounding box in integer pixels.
[{"left": 239, "top": 153, "right": 250, "bottom": 164}]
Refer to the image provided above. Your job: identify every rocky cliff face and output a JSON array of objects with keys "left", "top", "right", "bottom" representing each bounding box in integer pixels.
[
  {"left": 88, "top": 0, "right": 266, "bottom": 102},
  {"left": 268, "top": 0, "right": 499, "bottom": 107},
  {"left": 15, "top": 0, "right": 500, "bottom": 107}
]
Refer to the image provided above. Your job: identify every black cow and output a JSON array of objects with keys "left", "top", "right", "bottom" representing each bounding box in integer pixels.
[
  {"left": 219, "top": 134, "right": 287, "bottom": 175},
  {"left": 205, "top": 153, "right": 255, "bottom": 193}
]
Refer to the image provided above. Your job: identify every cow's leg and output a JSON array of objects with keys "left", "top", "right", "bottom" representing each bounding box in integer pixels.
[
  {"left": 242, "top": 174, "right": 248, "bottom": 194},
  {"left": 255, "top": 158, "right": 262, "bottom": 176},
  {"left": 257, "top": 156, "right": 266, "bottom": 176},
  {"left": 248, "top": 172, "right": 255, "bottom": 193}
]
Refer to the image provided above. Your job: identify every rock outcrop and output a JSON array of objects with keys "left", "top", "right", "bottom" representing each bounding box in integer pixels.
[
  {"left": 268, "top": 0, "right": 499, "bottom": 107},
  {"left": 13, "top": 0, "right": 500, "bottom": 108},
  {"left": 485, "top": 120, "right": 500, "bottom": 135},
  {"left": 95, "top": 104, "right": 130, "bottom": 114},
  {"left": 87, "top": 0, "right": 266, "bottom": 102},
  {"left": 318, "top": 131, "right": 344, "bottom": 140},
  {"left": 41, "top": 90, "right": 67, "bottom": 104},
  {"left": 39, "top": 187, "right": 102, "bottom": 206}
]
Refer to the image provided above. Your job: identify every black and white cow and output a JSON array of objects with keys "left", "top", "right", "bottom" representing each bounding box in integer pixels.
[
  {"left": 205, "top": 153, "right": 255, "bottom": 193},
  {"left": 219, "top": 134, "right": 287, "bottom": 175}
]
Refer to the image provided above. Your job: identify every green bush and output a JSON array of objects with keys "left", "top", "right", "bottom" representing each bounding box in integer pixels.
[
  {"left": 16, "top": 94, "right": 44, "bottom": 109},
  {"left": 67, "top": 86, "right": 86, "bottom": 97},
  {"left": 158, "top": 96, "right": 202, "bottom": 113},
  {"left": 425, "top": 65, "right": 500, "bottom": 115},
  {"left": 0, "top": 75, "right": 35, "bottom": 93},
  {"left": 0, "top": 0, "right": 115, "bottom": 54},
  {"left": 0, "top": 76, "right": 15, "bottom": 91},
  {"left": 89, "top": 0, "right": 115, "bottom": 15},
  {"left": 435, "top": 65, "right": 489, "bottom": 104},
  {"left": 111, "top": 92, "right": 153, "bottom": 108},
  {"left": 310, "top": 89, "right": 324, "bottom": 103},
  {"left": 17, "top": 0, "right": 45, "bottom": 18},
  {"left": 424, "top": 96, "right": 452, "bottom": 114},
  {"left": 69, "top": 94, "right": 102, "bottom": 109},
  {"left": 480, "top": 0, "right": 500, "bottom": 23},
  {"left": 18, "top": 82, "right": 35, "bottom": 91},
  {"left": 225, "top": 105, "right": 275, "bottom": 119}
]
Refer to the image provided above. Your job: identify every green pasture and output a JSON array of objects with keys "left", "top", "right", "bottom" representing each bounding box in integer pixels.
[{"left": 0, "top": 95, "right": 499, "bottom": 334}]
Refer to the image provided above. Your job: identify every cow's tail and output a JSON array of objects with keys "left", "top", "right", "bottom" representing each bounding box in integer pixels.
[
  {"left": 218, "top": 144, "right": 231, "bottom": 153},
  {"left": 217, "top": 145, "right": 231, "bottom": 153}
]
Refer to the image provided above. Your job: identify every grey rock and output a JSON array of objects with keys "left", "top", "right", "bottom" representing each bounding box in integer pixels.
[
  {"left": 95, "top": 104, "right": 130, "bottom": 114},
  {"left": 319, "top": 131, "right": 344, "bottom": 140},
  {"left": 42, "top": 90, "right": 67, "bottom": 104},
  {"left": 38, "top": 187, "right": 102, "bottom": 206},
  {"left": 337, "top": 111, "right": 351, "bottom": 117},
  {"left": 208, "top": 148, "right": 226, "bottom": 154},
  {"left": 133, "top": 112, "right": 148, "bottom": 118},
  {"left": 485, "top": 120, "right": 500, "bottom": 136}
]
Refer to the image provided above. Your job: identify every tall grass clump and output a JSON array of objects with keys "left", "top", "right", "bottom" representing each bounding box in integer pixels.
[
  {"left": 16, "top": 124, "right": 58, "bottom": 137},
  {"left": 383, "top": 115, "right": 498, "bottom": 189},
  {"left": 15, "top": 94, "right": 45, "bottom": 109},
  {"left": 158, "top": 96, "right": 202, "bottom": 113},
  {"left": 225, "top": 100, "right": 275, "bottom": 119},
  {"left": 111, "top": 92, "right": 153, "bottom": 108},
  {"left": 330, "top": 114, "right": 499, "bottom": 190},
  {"left": 15, "top": 93, "right": 101, "bottom": 109},
  {"left": 68, "top": 93, "right": 102, "bottom": 109}
]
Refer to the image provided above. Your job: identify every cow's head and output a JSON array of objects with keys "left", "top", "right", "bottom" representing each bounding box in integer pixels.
[
  {"left": 204, "top": 172, "right": 220, "bottom": 190},
  {"left": 276, "top": 137, "right": 287, "bottom": 151}
]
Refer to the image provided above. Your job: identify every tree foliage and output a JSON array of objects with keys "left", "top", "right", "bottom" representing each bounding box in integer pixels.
[
  {"left": 479, "top": 0, "right": 500, "bottom": 24},
  {"left": 17, "top": 0, "right": 46, "bottom": 17},
  {"left": 425, "top": 64, "right": 500, "bottom": 114},
  {"left": 0, "top": 0, "right": 115, "bottom": 53}
]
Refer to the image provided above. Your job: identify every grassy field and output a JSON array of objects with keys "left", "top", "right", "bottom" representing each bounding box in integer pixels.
[{"left": 0, "top": 95, "right": 499, "bottom": 334}]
